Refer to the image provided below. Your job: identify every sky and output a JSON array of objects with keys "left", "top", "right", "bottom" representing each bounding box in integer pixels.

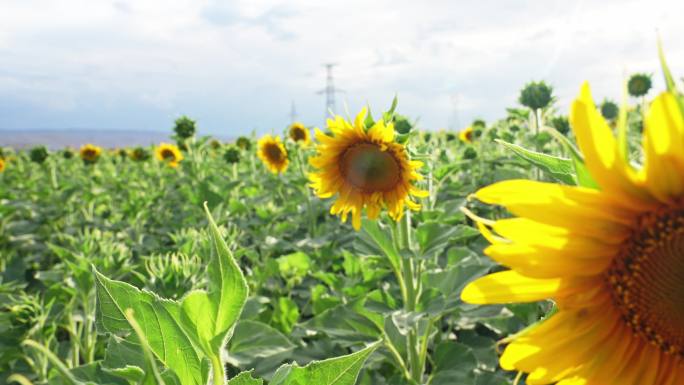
[{"left": 1, "top": 0, "right": 684, "bottom": 136}]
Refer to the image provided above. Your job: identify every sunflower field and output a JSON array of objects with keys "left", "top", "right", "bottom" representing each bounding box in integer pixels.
[{"left": 1, "top": 49, "right": 683, "bottom": 385}]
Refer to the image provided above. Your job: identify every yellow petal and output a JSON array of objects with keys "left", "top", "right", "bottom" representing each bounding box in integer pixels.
[
  {"left": 570, "top": 83, "right": 653, "bottom": 207},
  {"left": 461, "top": 271, "right": 563, "bottom": 304},
  {"left": 642, "top": 92, "right": 684, "bottom": 203}
]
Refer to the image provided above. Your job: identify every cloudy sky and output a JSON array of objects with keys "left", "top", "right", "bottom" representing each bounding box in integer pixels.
[{"left": 1, "top": 0, "right": 683, "bottom": 136}]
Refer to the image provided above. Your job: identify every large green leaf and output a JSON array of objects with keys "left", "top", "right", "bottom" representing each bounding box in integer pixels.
[
  {"left": 93, "top": 271, "right": 204, "bottom": 385},
  {"left": 180, "top": 204, "right": 249, "bottom": 356},
  {"left": 496, "top": 139, "right": 576, "bottom": 184},
  {"left": 93, "top": 203, "right": 249, "bottom": 385},
  {"left": 269, "top": 342, "right": 379, "bottom": 385}
]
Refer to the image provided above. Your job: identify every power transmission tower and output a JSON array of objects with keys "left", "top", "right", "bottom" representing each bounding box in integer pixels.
[{"left": 317, "top": 63, "right": 344, "bottom": 121}]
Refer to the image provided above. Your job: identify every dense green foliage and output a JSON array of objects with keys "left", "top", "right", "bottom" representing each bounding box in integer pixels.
[{"left": 0, "top": 80, "right": 651, "bottom": 384}]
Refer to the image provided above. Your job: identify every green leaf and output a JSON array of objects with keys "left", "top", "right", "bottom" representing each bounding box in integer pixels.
[
  {"left": 277, "top": 252, "right": 311, "bottom": 281},
  {"left": 125, "top": 308, "right": 167, "bottom": 385},
  {"left": 361, "top": 220, "right": 401, "bottom": 279},
  {"left": 181, "top": 203, "right": 249, "bottom": 357},
  {"left": 93, "top": 270, "right": 204, "bottom": 385},
  {"left": 547, "top": 128, "right": 598, "bottom": 188},
  {"left": 227, "top": 320, "right": 295, "bottom": 368},
  {"left": 363, "top": 107, "right": 375, "bottom": 129},
  {"left": 227, "top": 371, "right": 263, "bottom": 385},
  {"left": 496, "top": 139, "right": 576, "bottom": 184},
  {"left": 93, "top": 203, "right": 250, "bottom": 385},
  {"left": 433, "top": 341, "right": 477, "bottom": 373},
  {"left": 269, "top": 342, "right": 380, "bottom": 385},
  {"left": 382, "top": 95, "right": 399, "bottom": 123},
  {"left": 303, "top": 299, "right": 382, "bottom": 343},
  {"left": 416, "top": 223, "right": 480, "bottom": 257}
]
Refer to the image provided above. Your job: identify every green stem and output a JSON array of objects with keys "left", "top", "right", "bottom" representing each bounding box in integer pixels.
[
  {"left": 211, "top": 355, "right": 226, "bottom": 385},
  {"left": 381, "top": 333, "right": 412, "bottom": 381},
  {"left": 398, "top": 211, "right": 424, "bottom": 383}
]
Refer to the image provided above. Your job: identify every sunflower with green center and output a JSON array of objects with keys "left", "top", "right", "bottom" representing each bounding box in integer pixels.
[
  {"left": 459, "top": 126, "right": 474, "bottom": 143},
  {"left": 155, "top": 143, "right": 183, "bottom": 168},
  {"left": 257, "top": 135, "right": 288, "bottom": 174},
  {"left": 289, "top": 122, "right": 311, "bottom": 146},
  {"left": 309, "top": 108, "right": 427, "bottom": 230},
  {"left": 80, "top": 144, "right": 102, "bottom": 164},
  {"left": 462, "top": 83, "right": 684, "bottom": 384}
]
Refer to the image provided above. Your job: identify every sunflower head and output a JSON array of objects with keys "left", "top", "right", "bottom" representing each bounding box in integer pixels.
[
  {"left": 130, "top": 147, "right": 150, "bottom": 161},
  {"left": 600, "top": 99, "right": 619, "bottom": 120},
  {"left": 462, "top": 82, "right": 684, "bottom": 384},
  {"left": 62, "top": 148, "right": 75, "bottom": 159},
  {"left": 289, "top": 122, "right": 311, "bottom": 146},
  {"left": 29, "top": 146, "right": 49, "bottom": 164},
  {"left": 627, "top": 72, "right": 653, "bottom": 97},
  {"left": 224, "top": 147, "right": 240, "bottom": 164},
  {"left": 519, "top": 80, "right": 554, "bottom": 110},
  {"left": 173, "top": 116, "right": 196, "bottom": 139},
  {"left": 0, "top": 157, "right": 5, "bottom": 173},
  {"left": 257, "top": 135, "right": 288, "bottom": 174},
  {"left": 458, "top": 126, "right": 474, "bottom": 143},
  {"left": 236, "top": 136, "right": 252, "bottom": 150},
  {"left": 308, "top": 108, "right": 427, "bottom": 230},
  {"left": 115, "top": 148, "right": 128, "bottom": 160},
  {"left": 155, "top": 143, "right": 183, "bottom": 168},
  {"left": 210, "top": 139, "right": 222, "bottom": 150},
  {"left": 79, "top": 144, "right": 102, "bottom": 164},
  {"left": 550, "top": 115, "right": 570, "bottom": 135}
]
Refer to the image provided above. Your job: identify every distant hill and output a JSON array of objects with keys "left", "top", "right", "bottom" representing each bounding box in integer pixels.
[{"left": 0, "top": 129, "right": 232, "bottom": 149}]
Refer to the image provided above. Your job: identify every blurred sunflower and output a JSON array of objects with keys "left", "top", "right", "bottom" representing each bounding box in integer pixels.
[
  {"left": 462, "top": 83, "right": 684, "bottom": 384},
  {"left": 309, "top": 108, "right": 427, "bottom": 230},
  {"left": 130, "top": 147, "right": 150, "bottom": 161},
  {"left": 289, "top": 122, "right": 311, "bottom": 146},
  {"left": 155, "top": 143, "right": 184, "bottom": 168},
  {"left": 257, "top": 135, "right": 288, "bottom": 174},
  {"left": 80, "top": 144, "right": 102, "bottom": 164},
  {"left": 459, "top": 126, "right": 474, "bottom": 143},
  {"left": 0, "top": 157, "right": 5, "bottom": 173},
  {"left": 236, "top": 136, "right": 251, "bottom": 150}
]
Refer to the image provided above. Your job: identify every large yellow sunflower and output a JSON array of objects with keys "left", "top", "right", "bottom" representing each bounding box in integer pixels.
[
  {"left": 461, "top": 83, "right": 684, "bottom": 384},
  {"left": 80, "top": 144, "right": 102, "bottom": 163},
  {"left": 155, "top": 143, "right": 183, "bottom": 168},
  {"left": 257, "top": 135, "right": 288, "bottom": 174},
  {"left": 459, "top": 126, "right": 474, "bottom": 143},
  {"left": 289, "top": 122, "right": 311, "bottom": 146},
  {"left": 309, "top": 108, "right": 427, "bottom": 230}
]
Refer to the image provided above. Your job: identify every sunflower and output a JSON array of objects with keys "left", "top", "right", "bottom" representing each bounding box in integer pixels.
[
  {"left": 257, "top": 135, "right": 288, "bottom": 174},
  {"left": 459, "top": 126, "right": 474, "bottom": 143},
  {"left": 461, "top": 83, "right": 684, "bottom": 384},
  {"left": 155, "top": 143, "right": 183, "bottom": 168},
  {"left": 289, "top": 122, "right": 311, "bottom": 146},
  {"left": 308, "top": 108, "right": 427, "bottom": 230},
  {"left": 0, "top": 157, "right": 5, "bottom": 173},
  {"left": 80, "top": 144, "right": 102, "bottom": 164}
]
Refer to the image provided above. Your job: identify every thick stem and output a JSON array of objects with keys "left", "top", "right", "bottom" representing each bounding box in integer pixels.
[
  {"left": 399, "top": 211, "right": 424, "bottom": 383},
  {"left": 211, "top": 355, "right": 226, "bottom": 385}
]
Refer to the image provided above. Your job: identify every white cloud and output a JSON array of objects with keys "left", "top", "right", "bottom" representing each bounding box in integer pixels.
[{"left": 1, "top": 0, "right": 683, "bottom": 133}]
